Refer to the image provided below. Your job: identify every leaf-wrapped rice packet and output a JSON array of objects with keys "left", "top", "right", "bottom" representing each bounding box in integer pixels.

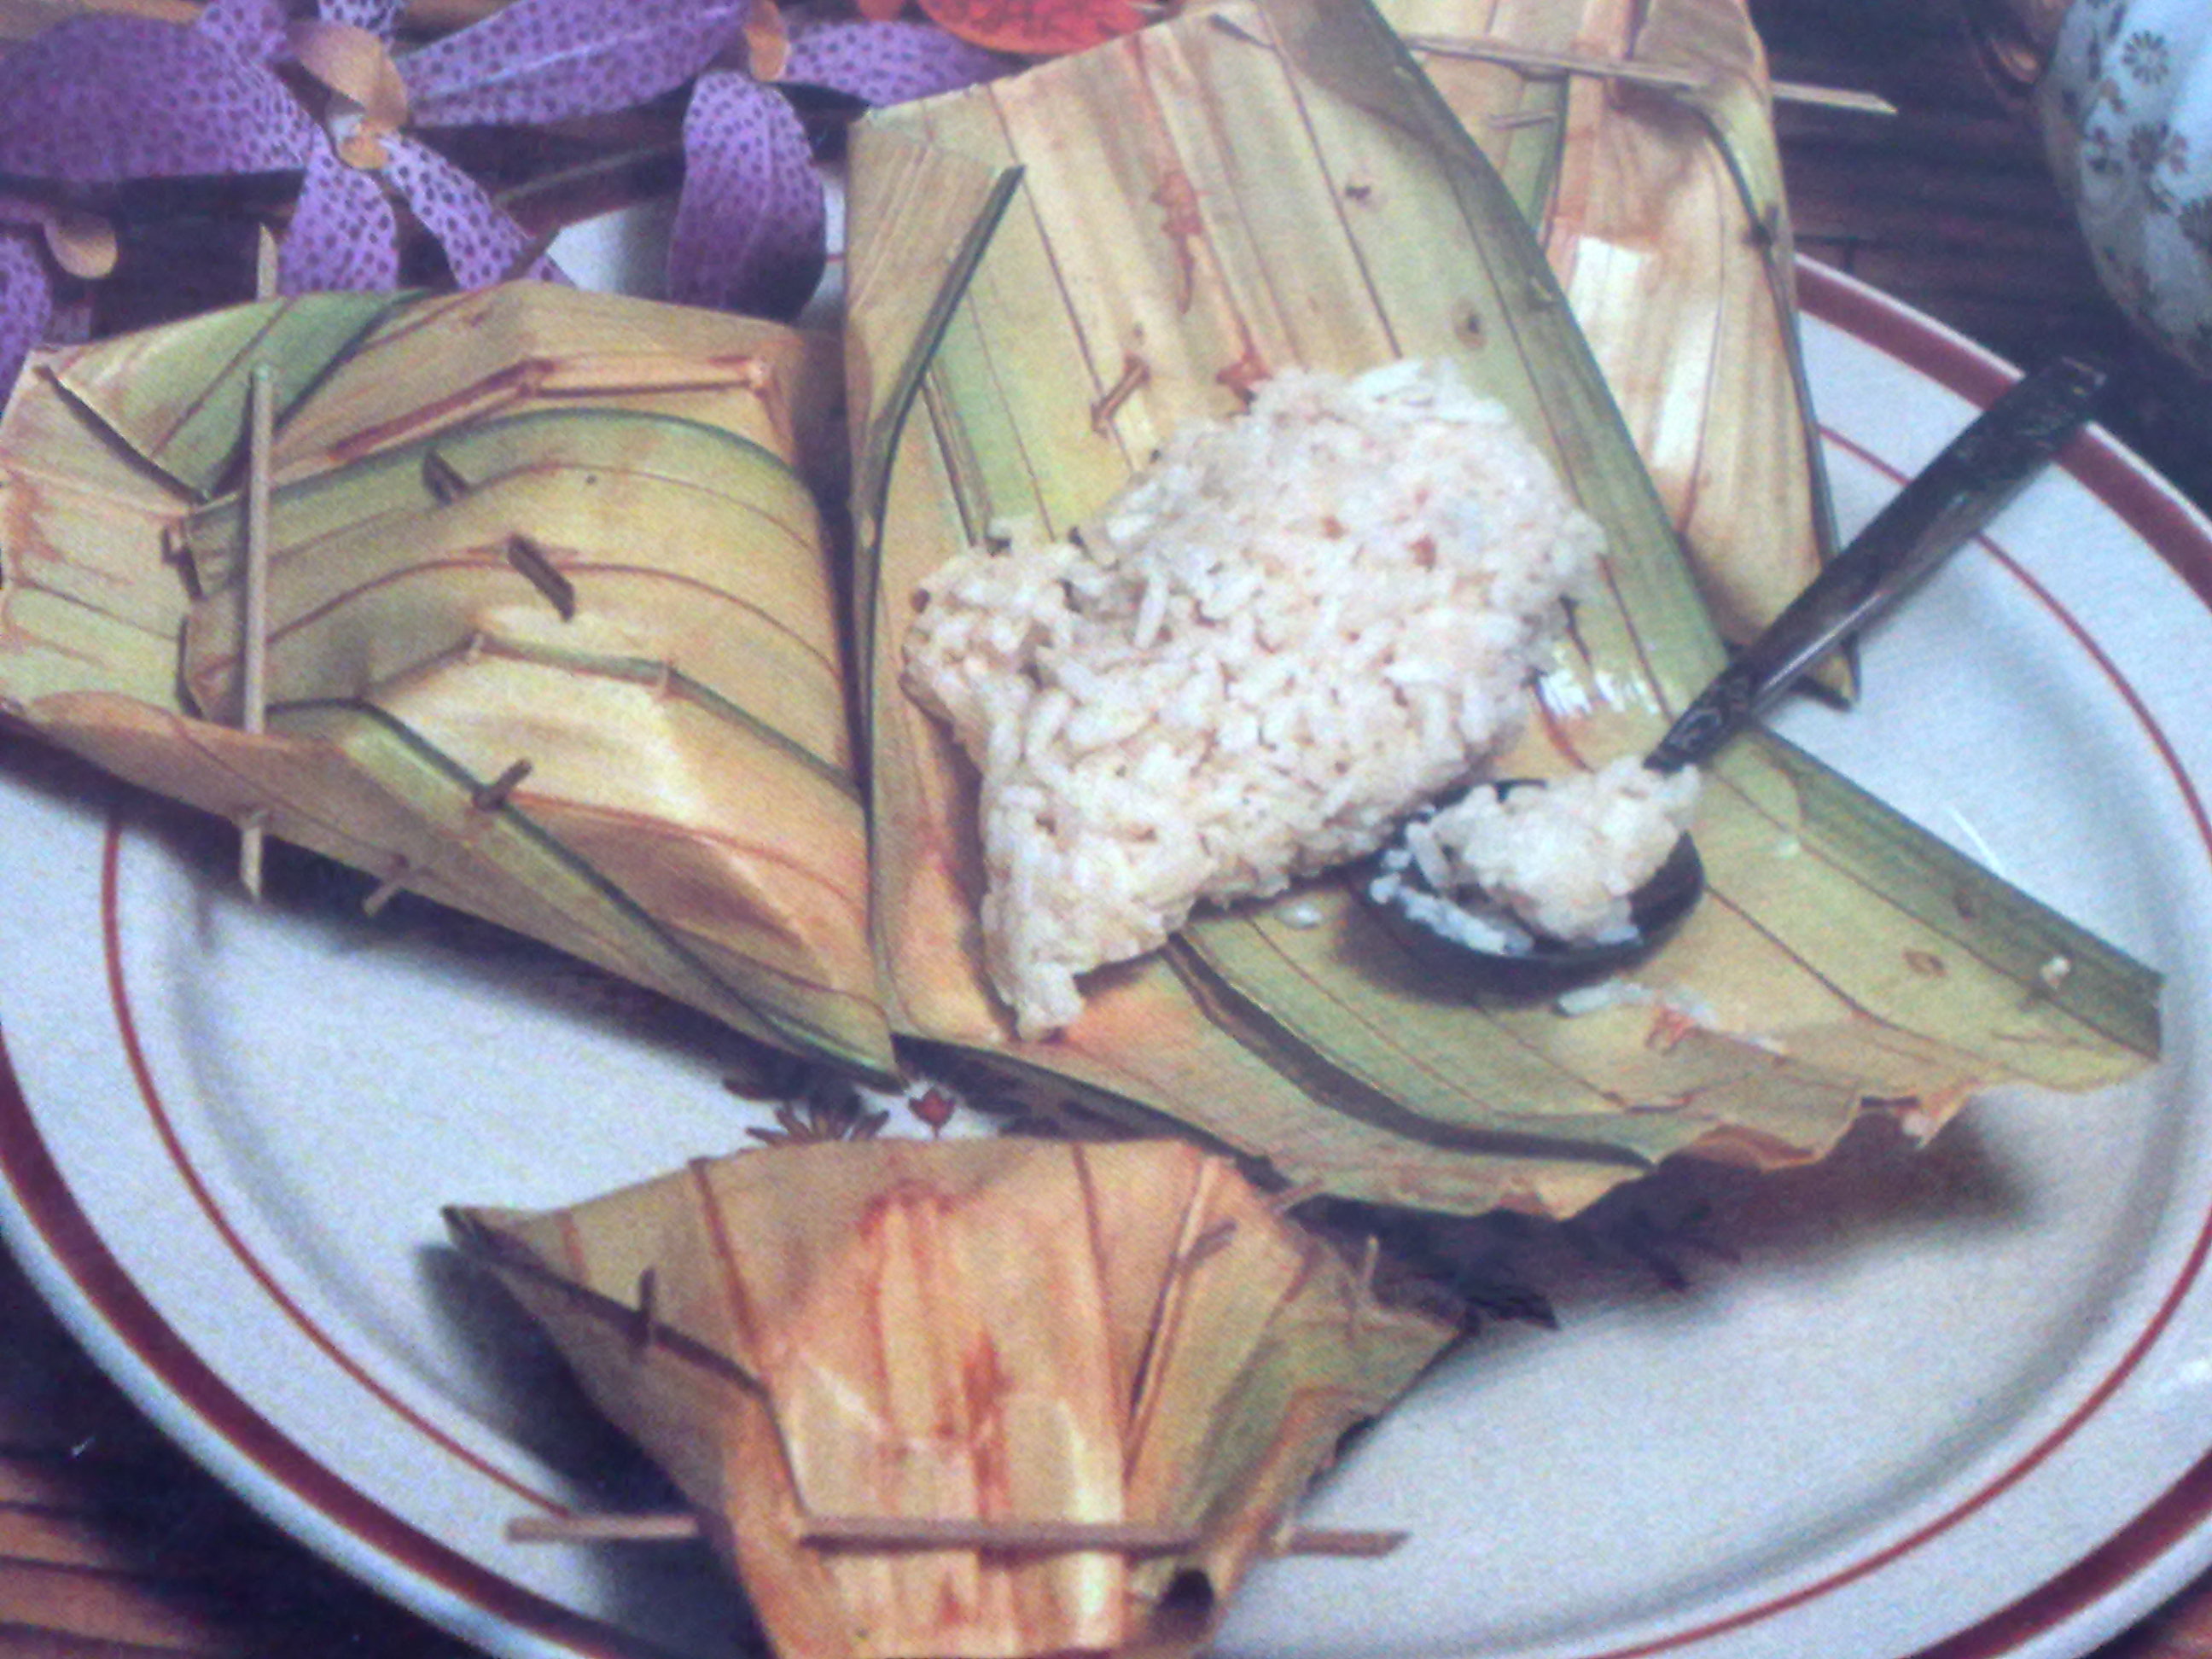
[
  {"left": 448, "top": 1137, "right": 1457, "bottom": 1659},
  {"left": 847, "top": 0, "right": 2160, "bottom": 1217},
  {"left": 0, "top": 282, "right": 896, "bottom": 1080},
  {"left": 1386, "top": 0, "right": 1841, "bottom": 678}
]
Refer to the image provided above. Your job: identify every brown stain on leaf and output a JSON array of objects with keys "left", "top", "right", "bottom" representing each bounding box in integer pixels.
[
  {"left": 960, "top": 1331, "right": 1015, "bottom": 1511},
  {"left": 854, "top": 1179, "right": 953, "bottom": 1434},
  {"left": 1214, "top": 333, "right": 1269, "bottom": 406},
  {"left": 1905, "top": 950, "right": 1947, "bottom": 978},
  {"left": 932, "top": 1575, "right": 973, "bottom": 1638},
  {"left": 1644, "top": 1005, "right": 1700, "bottom": 1052},
  {"left": 1150, "top": 168, "right": 1204, "bottom": 313},
  {"left": 1090, "top": 352, "right": 1150, "bottom": 434}
]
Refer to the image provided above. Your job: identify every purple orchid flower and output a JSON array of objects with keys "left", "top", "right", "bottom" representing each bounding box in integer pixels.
[
  {"left": 280, "top": 0, "right": 1010, "bottom": 310},
  {"left": 0, "top": 0, "right": 312, "bottom": 391},
  {"left": 0, "top": 4, "right": 312, "bottom": 183},
  {"left": 0, "top": 224, "right": 50, "bottom": 394},
  {"left": 670, "top": 18, "right": 1008, "bottom": 316},
  {"left": 276, "top": 0, "right": 758, "bottom": 291},
  {"left": 0, "top": 0, "right": 1009, "bottom": 397}
]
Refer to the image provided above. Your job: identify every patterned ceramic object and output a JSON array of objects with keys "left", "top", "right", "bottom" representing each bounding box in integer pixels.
[{"left": 2040, "top": 0, "right": 2212, "bottom": 375}]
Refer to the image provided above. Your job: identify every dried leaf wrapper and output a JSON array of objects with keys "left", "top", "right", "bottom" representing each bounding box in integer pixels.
[
  {"left": 846, "top": 0, "right": 2159, "bottom": 1217},
  {"left": 451, "top": 1138, "right": 1457, "bottom": 1659},
  {"left": 0, "top": 282, "right": 896, "bottom": 1080},
  {"left": 1390, "top": 0, "right": 1842, "bottom": 682}
]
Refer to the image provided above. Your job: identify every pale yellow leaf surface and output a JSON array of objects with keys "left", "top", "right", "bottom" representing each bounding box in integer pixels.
[
  {"left": 848, "top": 0, "right": 2157, "bottom": 1218},
  {"left": 0, "top": 287, "right": 897, "bottom": 1080},
  {"left": 450, "top": 1138, "right": 1454, "bottom": 1659}
]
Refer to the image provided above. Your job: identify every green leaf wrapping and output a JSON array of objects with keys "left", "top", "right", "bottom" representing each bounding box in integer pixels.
[
  {"left": 848, "top": 0, "right": 2158, "bottom": 1215},
  {"left": 0, "top": 285, "right": 898, "bottom": 1080}
]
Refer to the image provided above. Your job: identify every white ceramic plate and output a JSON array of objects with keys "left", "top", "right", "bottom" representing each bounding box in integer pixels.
[{"left": 3, "top": 260, "right": 2211, "bottom": 1659}]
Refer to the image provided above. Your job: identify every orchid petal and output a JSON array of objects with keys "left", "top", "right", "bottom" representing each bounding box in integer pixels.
[
  {"left": 403, "top": 0, "right": 748, "bottom": 127},
  {"left": 782, "top": 19, "right": 1010, "bottom": 107},
  {"left": 0, "top": 15, "right": 312, "bottom": 183},
  {"left": 279, "top": 143, "right": 403, "bottom": 293},
  {"left": 289, "top": 19, "right": 412, "bottom": 134},
  {"left": 745, "top": 0, "right": 789, "bottom": 82},
  {"left": 0, "top": 192, "right": 115, "bottom": 279},
  {"left": 317, "top": 0, "right": 402, "bottom": 37},
  {"left": 381, "top": 131, "right": 560, "bottom": 288},
  {"left": 193, "top": 0, "right": 291, "bottom": 65},
  {"left": 0, "top": 228, "right": 55, "bottom": 401},
  {"left": 667, "top": 70, "right": 824, "bottom": 318}
]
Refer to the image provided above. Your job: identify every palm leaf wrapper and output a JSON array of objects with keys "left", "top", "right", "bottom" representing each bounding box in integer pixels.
[
  {"left": 849, "top": 0, "right": 2155, "bottom": 1216},
  {"left": 1384, "top": 0, "right": 1842, "bottom": 688},
  {"left": 449, "top": 1138, "right": 1458, "bottom": 1659},
  {"left": 0, "top": 283, "right": 897, "bottom": 1080},
  {"left": 0, "top": 0, "right": 2164, "bottom": 1654}
]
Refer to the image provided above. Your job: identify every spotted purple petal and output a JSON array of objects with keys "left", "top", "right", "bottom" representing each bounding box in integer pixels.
[
  {"left": 381, "top": 133, "right": 561, "bottom": 288},
  {"left": 782, "top": 19, "right": 1010, "bottom": 107},
  {"left": 193, "top": 0, "right": 291, "bottom": 65},
  {"left": 1, "top": 229, "right": 55, "bottom": 404},
  {"left": 0, "top": 16, "right": 313, "bottom": 183},
  {"left": 403, "top": 0, "right": 748, "bottom": 127},
  {"left": 318, "top": 0, "right": 403, "bottom": 37},
  {"left": 667, "top": 71, "right": 824, "bottom": 319},
  {"left": 279, "top": 143, "right": 403, "bottom": 293}
]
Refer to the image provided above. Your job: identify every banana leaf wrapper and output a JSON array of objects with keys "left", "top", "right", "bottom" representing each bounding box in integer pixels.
[
  {"left": 847, "top": 0, "right": 2160, "bottom": 1217},
  {"left": 449, "top": 1137, "right": 1456, "bottom": 1659},
  {"left": 0, "top": 283, "right": 898, "bottom": 1080},
  {"left": 1382, "top": 0, "right": 1842, "bottom": 688}
]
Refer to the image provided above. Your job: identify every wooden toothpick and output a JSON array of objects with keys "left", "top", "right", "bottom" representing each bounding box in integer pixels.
[
  {"left": 254, "top": 222, "right": 282, "bottom": 301},
  {"left": 238, "top": 361, "right": 276, "bottom": 899},
  {"left": 1277, "top": 1527, "right": 1409, "bottom": 1559},
  {"left": 506, "top": 1512, "right": 1407, "bottom": 1558},
  {"left": 504, "top": 533, "right": 577, "bottom": 620},
  {"left": 362, "top": 858, "right": 410, "bottom": 917},
  {"left": 508, "top": 1513, "right": 704, "bottom": 1544},
  {"left": 469, "top": 757, "right": 534, "bottom": 814},
  {"left": 1178, "top": 1217, "right": 1238, "bottom": 1272},
  {"left": 804, "top": 1516, "right": 1199, "bottom": 1554},
  {"left": 1398, "top": 34, "right": 1898, "bottom": 115}
]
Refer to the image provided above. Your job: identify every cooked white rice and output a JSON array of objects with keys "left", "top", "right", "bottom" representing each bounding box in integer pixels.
[
  {"left": 901, "top": 358, "right": 1604, "bottom": 1038},
  {"left": 1406, "top": 757, "right": 1701, "bottom": 945}
]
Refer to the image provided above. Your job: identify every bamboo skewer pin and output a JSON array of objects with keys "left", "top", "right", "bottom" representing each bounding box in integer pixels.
[
  {"left": 800, "top": 1516, "right": 1197, "bottom": 1554},
  {"left": 236, "top": 222, "right": 282, "bottom": 899},
  {"left": 504, "top": 1511, "right": 1408, "bottom": 1557},
  {"left": 253, "top": 219, "right": 282, "bottom": 300},
  {"left": 237, "top": 361, "right": 276, "bottom": 898},
  {"left": 1398, "top": 34, "right": 1899, "bottom": 116}
]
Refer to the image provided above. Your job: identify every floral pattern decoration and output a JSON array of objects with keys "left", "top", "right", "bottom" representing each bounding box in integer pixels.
[{"left": 2040, "top": 0, "right": 2212, "bottom": 375}]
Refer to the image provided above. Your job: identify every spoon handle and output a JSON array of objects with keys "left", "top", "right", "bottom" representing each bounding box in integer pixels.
[{"left": 1643, "top": 353, "right": 2107, "bottom": 775}]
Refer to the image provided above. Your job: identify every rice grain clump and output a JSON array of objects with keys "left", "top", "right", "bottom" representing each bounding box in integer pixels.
[
  {"left": 1402, "top": 758, "right": 1702, "bottom": 946},
  {"left": 901, "top": 360, "right": 1604, "bottom": 1038}
]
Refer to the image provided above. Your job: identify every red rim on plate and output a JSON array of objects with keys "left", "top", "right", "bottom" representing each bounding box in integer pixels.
[{"left": 1, "top": 259, "right": 2209, "bottom": 1659}]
